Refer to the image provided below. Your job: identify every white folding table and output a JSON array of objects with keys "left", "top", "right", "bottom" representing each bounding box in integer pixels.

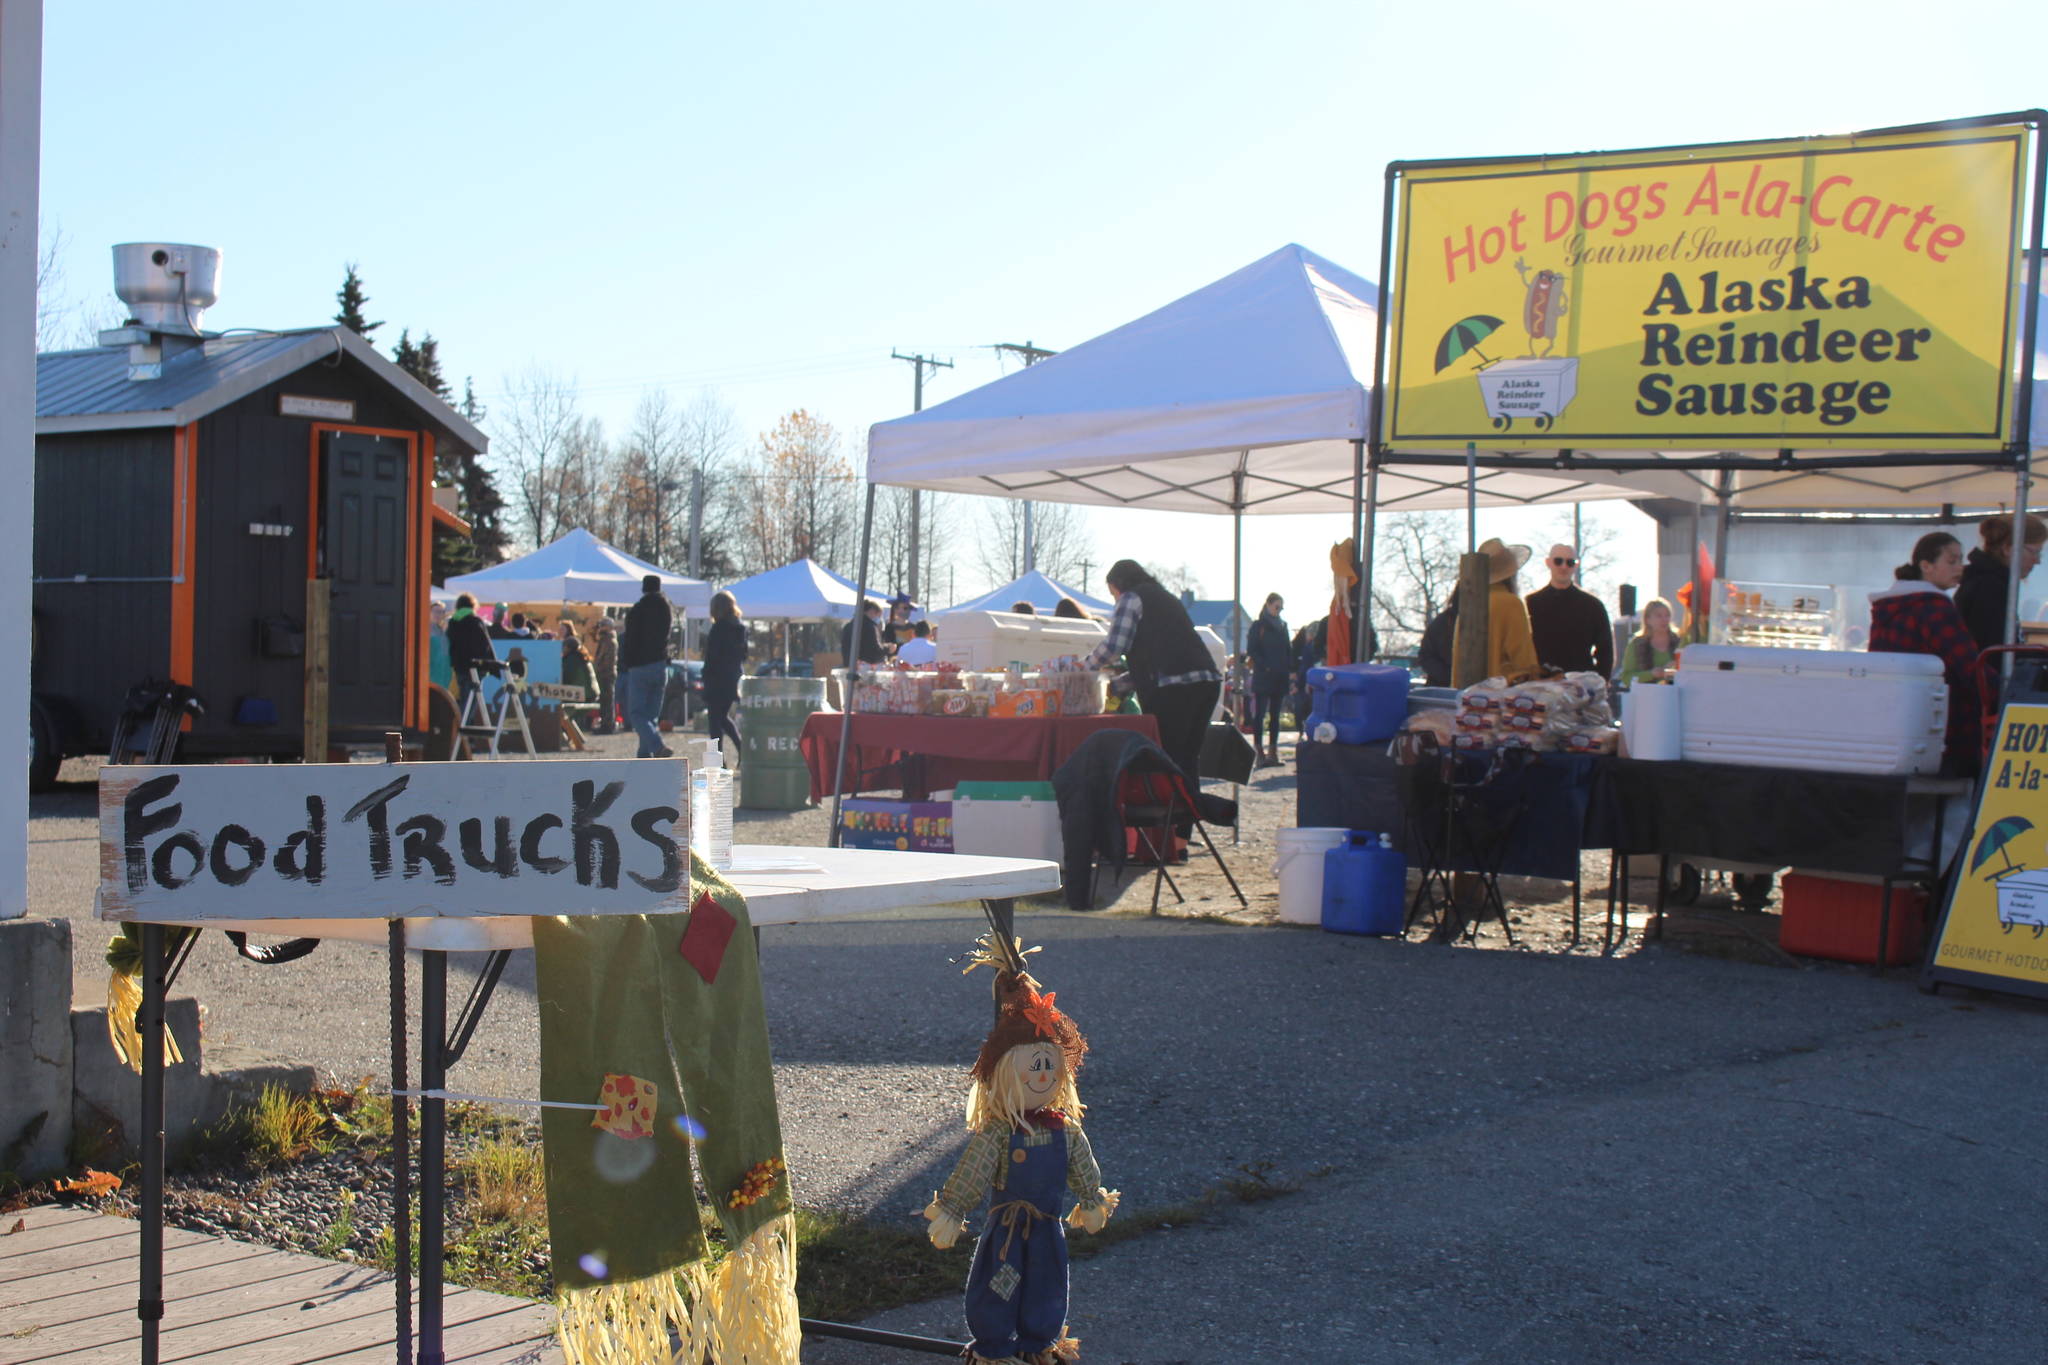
[{"left": 126, "top": 844, "right": 1059, "bottom": 1365}]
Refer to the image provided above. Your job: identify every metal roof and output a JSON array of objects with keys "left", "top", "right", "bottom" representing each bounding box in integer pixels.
[{"left": 36, "top": 326, "right": 487, "bottom": 453}]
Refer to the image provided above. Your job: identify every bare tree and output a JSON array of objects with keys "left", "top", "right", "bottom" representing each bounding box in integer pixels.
[
  {"left": 1151, "top": 563, "right": 1206, "bottom": 598},
  {"left": 1369, "top": 511, "right": 1462, "bottom": 652},
  {"left": 1543, "top": 506, "right": 1624, "bottom": 611},
  {"left": 36, "top": 221, "right": 122, "bottom": 351},
  {"left": 492, "top": 366, "right": 585, "bottom": 549},
  {"left": 971, "top": 497, "right": 1093, "bottom": 593},
  {"left": 740, "top": 410, "right": 861, "bottom": 576}
]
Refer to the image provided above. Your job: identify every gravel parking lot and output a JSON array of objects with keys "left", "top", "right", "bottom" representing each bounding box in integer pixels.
[{"left": 34, "top": 737, "right": 2048, "bottom": 1363}]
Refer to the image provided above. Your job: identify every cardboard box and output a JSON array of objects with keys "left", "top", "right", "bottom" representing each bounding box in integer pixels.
[{"left": 837, "top": 799, "right": 953, "bottom": 853}]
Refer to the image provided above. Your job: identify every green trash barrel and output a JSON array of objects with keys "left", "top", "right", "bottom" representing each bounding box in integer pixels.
[{"left": 738, "top": 676, "right": 827, "bottom": 811}]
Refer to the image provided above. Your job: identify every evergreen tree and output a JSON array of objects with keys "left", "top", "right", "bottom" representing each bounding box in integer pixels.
[
  {"left": 334, "top": 264, "right": 381, "bottom": 338},
  {"left": 391, "top": 328, "right": 452, "bottom": 401},
  {"left": 432, "top": 374, "right": 508, "bottom": 576}
]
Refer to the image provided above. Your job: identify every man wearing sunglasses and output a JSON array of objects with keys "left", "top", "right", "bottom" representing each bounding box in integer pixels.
[{"left": 1526, "top": 543, "right": 1614, "bottom": 678}]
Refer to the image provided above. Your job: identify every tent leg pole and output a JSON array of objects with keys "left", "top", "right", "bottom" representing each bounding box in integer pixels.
[
  {"left": 1359, "top": 449, "right": 1379, "bottom": 663},
  {"left": 1466, "top": 441, "right": 1477, "bottom": 553},
  {"left": 1713, "top": 470, "right": 1734, "bottom": 603},
  {"left": 828, "top": 484, "right": 878, "bottom": 845},
  {"left": 1231, "top": 487, "right": 1243, "bottom": 846},
  {"left": 1351, "top": 438, "right": 1369, "bottom": 662},
  {"left": 2011, "top": 454, "right": 2033, "bottom": 652}
]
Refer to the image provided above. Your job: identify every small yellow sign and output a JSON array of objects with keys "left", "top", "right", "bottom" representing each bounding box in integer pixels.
[
  {"left": 1384, "top": 121, "right": 2033, "bottom": 451},
  {"left": 1928, "top": 703, "right": 2048, "bottom": 997}
]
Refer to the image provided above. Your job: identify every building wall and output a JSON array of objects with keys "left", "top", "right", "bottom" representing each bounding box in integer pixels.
[
  {"left": 190, "top": 361, "right": 425, "bottom": 752},
  {"left": 31, "top": 429, "right": 175, "bottom": 749}
]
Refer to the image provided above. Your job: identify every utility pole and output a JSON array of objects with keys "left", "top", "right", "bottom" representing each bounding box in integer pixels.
[
  {"left": 891, "top": 350, "right": 952, "bottom": 602},
  {"left": 995, "top": 342, "right": 1057, "bottom": 573}
]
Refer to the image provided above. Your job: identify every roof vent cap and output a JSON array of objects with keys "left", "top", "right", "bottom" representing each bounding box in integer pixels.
[{"left": 111, "top": 243, "right": 220, "bottom": 336}]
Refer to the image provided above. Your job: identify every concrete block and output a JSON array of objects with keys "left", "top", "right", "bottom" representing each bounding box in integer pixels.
[
  {"left": 69, "top": 997, "right": 316, "bottom": 1165},
  {"left": 0, "top": 918, "right": 74, "bottom": 1180}
]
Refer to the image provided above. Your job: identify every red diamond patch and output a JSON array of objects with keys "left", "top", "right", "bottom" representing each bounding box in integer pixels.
[{"left": 678, "top": 892, "right": 737, "bottom": 984}]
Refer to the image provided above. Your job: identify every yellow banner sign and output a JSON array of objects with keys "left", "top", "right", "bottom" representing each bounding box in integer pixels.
[
  {"left": 1929, "top": 702, "right": 2048, "bottom": 997},
  {"left": 1384, "top": 122, "right": 2033, "bottom": 450}
]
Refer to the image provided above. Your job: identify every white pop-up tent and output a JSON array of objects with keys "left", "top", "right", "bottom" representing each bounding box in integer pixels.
[
  {"left": 443, "top": 527, "right": 711, "bottom": 611},
  {"left": 715, "top": 557, "right": 863, "bottom": 620},
  {"left": 940, "top": 569, "right": 1111, "bottom": 616},
  {"left": 835, "top": 244, "right": 1644, "bottom": 836},
  {"left": 869, "top": 243, "right": 1648, "bottom": 519}
]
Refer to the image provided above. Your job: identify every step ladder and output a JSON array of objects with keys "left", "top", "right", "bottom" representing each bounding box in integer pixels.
[{"left": 457, "top": 664, "right": 535, "bottom": 758}]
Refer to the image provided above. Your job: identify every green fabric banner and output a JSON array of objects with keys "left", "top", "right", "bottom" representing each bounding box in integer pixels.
[{"left": 534, "top": 854, "right": 789, "bottom": 1291}]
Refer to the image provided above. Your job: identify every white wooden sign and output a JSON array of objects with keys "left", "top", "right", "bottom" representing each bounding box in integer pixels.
[
  {"left": 98, "top": 760, "right": 691, "bottom": 923},
  {"left": 527, "top": 681, "right": 588, "bottom": 703}
]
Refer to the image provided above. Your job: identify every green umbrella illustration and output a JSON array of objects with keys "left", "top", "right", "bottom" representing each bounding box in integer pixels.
[
  {"left": 1970, "top": 816, "right": 2034, "bottom": 880},
  {"left": 1435, "top": 315, "right": 1505, "bottom": 373}
]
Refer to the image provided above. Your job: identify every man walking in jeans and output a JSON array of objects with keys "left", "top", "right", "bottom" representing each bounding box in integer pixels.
[{"left": 620, "top": 574, "right": 674, "bottom": 757}]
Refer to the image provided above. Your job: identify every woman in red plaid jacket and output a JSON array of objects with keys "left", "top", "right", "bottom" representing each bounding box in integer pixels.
[{"left": 1868, "top": 531, "right": 1982, "bottom": 777}]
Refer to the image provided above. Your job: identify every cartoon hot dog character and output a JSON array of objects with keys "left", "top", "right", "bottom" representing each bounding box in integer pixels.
[{"left": 1515, "top": 257, "right": 1567, "bottom": 357}]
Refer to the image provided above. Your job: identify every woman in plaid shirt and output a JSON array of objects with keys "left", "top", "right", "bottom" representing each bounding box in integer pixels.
[{"left": 1868, "top": 531, "right": 1982, "bottom": 777}]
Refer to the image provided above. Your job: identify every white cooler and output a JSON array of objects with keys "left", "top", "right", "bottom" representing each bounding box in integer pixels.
[
  {"left": 929, "top": 610, "right": 1107, "bottom": 670},
  {"left": 1674, "top": 645, "right": 1947, "bottom": 776}
]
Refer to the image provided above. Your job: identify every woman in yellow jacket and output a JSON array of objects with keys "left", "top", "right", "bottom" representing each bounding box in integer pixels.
[{"left": 1478, "top": 539, "right": 1540, "bottom": 682}]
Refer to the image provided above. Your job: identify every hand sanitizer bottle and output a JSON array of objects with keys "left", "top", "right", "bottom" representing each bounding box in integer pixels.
[{"left": 689, "top": 740, "right": 734, "bottom": 870}]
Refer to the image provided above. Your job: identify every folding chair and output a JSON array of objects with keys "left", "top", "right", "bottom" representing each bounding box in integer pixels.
[
  {"left": 457, "top": 661, "right": 535, "bottom": 758},
  {"left": 1109, "top": 765, "right": 1248, "bottom": 914}
]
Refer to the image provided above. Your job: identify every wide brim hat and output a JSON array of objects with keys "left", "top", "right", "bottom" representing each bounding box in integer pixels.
[
  {"left": 971, "top": 970, "right": 1086, "bottom": 1083},
  {"left": 1478, "top": 538, "right": 1532, "bottom": 584}
]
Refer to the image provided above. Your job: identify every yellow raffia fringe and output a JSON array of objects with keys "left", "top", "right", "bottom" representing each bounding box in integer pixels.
[
  {"left": 554, "top": 1213, "right": 799, "bottom": 1365},
  {"left": 105, "top": 969, "right": 183, "bottom": 1074}
]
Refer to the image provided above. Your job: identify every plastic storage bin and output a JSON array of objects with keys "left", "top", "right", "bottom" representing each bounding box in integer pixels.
[
  {"left": 1273, "top": 827, "right": 1348, "bottom": 925},
  {"left": 929, "top": 611, "right": 1108, "bottom": 670},
  {"left": 952, "top": 781, "right": 1061, "bottom": 865},
  {"left": 1778, "top": 871, "right": 1929, "bottom": 966},
  {"left": 1305, "top": 664, "right": 1412, "bottom": 744},
  {"left": 1322, "top": 831, "right": 1407, "bottom": 936},
  {"left": 1674, "top": 645, "right": 1946, "bottom": 775}
]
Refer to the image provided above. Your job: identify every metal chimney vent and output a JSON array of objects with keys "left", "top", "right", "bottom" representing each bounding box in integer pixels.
[{"left": 111, "top": 242, "right": 221, "bottom": 337}]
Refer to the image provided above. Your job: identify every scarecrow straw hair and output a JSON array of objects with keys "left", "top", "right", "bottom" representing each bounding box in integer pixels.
[{"left": 967, "top": 1043, "right": 1085, "bottom": 1134}]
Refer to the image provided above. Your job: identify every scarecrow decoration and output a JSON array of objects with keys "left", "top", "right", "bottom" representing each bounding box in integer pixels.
[
  {"left": 533, "top": 853, "right": 799, "bottom": 1365},
  {"left": 1326, "top": 539, "right": 1362, "bottom": 666},
  {"left": 926, "top": 933, "right": 1120, "bottom": 1365}
]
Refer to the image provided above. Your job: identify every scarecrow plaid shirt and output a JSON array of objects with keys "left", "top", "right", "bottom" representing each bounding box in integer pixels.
[
  {"left": 931, "top": 1121, "right": 1109, "bottom": 1225},
  {"left": 1083, "top": 591, "right": 1222, "bottom": 687},
  {"left": 1868, "top": 586, "right": 1982, "bottom": 766}
]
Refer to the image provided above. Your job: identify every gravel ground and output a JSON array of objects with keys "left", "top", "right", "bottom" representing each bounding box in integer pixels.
[{"left": 32, "top": 733, "right": 2048, "bottom": 1362}]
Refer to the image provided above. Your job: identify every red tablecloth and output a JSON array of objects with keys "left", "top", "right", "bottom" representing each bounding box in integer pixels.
[{"left": 798, "top": 712, "right": 1159, "bottom": 800}]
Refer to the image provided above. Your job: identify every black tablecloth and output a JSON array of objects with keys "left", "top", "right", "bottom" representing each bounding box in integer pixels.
[
  {"left": 1296, "top": 743, "right": 1597, "bottom": 880},
  {"left": 1598, "top": 757, "right": 1945, "bottom": 877},
  {"left": 1298, "top": 745, "right": 1959, "bottom": 881}
]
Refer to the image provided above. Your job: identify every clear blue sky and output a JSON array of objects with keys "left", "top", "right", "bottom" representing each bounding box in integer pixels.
[{"left": 36, "top": 0, "right": 2042, "bottom": 617}]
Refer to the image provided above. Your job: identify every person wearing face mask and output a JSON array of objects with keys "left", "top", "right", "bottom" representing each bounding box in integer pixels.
[
  {"left": 1954, "top": 513, "right": 2048, "bottom": 651},
  {"left": 1244, "top": 593, "right": 1292, "bottom": 766},
  {"left": 1869, "top": 531, "right": 1981, "bottom": 777}
]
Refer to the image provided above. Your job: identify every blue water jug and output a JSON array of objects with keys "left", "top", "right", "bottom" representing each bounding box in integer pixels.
[
  {"left": 1304, "top": 664, "right": 1410, "bottom": 744},
  {"left": 1322, "top": 831, "right": 1407, "bottom": 936}
]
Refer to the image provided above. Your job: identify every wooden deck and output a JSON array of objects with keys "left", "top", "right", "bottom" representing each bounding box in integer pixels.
[{"left": 0, "top": 1205, "right": 560, "bottom": 1364}]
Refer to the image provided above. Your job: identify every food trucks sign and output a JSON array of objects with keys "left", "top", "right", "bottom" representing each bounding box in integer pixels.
[
  {"left": 98, "top": 761, "right": 690, "bottom": 922},
  {"left": 1382, "top": 119, "right": 2036, "bottom": 450}
]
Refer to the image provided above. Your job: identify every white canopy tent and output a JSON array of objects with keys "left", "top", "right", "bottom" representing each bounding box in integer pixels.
[
  {"left": 940, "top": 569, "right": 1111, "bottom": 616},
  {"left": 442, "top": 527, "right": 712, "bottom": 611},
  {"left": 715, "top": 557, "right": 863, "bottom": 620},
  {"left": 869, "top": 243, "right": 1651, "bottom": 519}
]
